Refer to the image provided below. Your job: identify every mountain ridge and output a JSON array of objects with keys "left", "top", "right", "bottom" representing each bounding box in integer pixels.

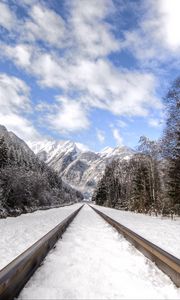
[{"left": 29, "top": 139, "right": 135, "bottom": 199}]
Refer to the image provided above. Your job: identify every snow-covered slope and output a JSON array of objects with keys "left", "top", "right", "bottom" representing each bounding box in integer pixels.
[
  {"left": 30, "top": 140, "right": 81, "bottom": 174},
  {"left": 30, "top": 139, "right": 135, "bottom": 199},
  {"left": 30, "top": 140, "right": 80, "bottom": 161},
  {"left": 0, "top": 125, "right": 36, "bottom": 163},
  {"left": 100, "top": 145, "right": 134, "bottom": 159}
]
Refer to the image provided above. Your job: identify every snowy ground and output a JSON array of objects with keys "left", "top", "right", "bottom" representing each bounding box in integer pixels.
[
  {"left": 19, "top": 205, "right": 180, "bottom": 299},
  {"left": 0, "top": 203, "right": 82, "bottom": 270},
  {"left": 91, "top": 204, "right": 180, "bottom": 258}
]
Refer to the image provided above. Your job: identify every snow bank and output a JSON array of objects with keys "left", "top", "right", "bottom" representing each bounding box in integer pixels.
[
  {"left": 92, "top": 204, "right": 180, "bottom": 258},
  {"left": 0, "top": 203, "right": 82, "bottom": 270},
  {"left": 19, "top": 205, "right": 180, "bottom": 299}
]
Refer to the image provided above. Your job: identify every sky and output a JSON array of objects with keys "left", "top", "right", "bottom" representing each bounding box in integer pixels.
[{"left": 0, "top": 0, "right": 180, "bottom": 152}]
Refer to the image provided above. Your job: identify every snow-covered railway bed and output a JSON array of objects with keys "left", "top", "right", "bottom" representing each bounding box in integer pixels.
[
  {"left": 0, "top": 203, "right": 82, "bottom": 270},
  {"left": 91, "top": 205, "right": 180, "bottom": 288},
  {"left": 91, "top": 204, "right": 180, "bottom": 259},
  {"left": 18, "top": 205, "right": 179, "bottom": 299},
  {"left": 0, "top": 205, "right": 83, "bottom": 300}
]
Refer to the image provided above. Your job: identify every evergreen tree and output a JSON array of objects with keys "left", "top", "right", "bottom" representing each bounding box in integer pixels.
[
  {"left": 130, "top": 158, "right": 150, "bottom": 212},
  {"left": 0, "top": 137, "right": 8, "bottom": 168},
  {"left": 93, "top": 177, "right": 107, "bottom": 206},
  {"left": 93, "top": 153, "right": 163, "bottom": 214},
  {"left": 162, "top": 77, "right": 180, "bottom": 214}
]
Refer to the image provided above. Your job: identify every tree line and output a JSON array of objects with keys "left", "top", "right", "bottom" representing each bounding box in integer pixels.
[{"left": 92, "top": 77, "right": 180, "bottom": 216}]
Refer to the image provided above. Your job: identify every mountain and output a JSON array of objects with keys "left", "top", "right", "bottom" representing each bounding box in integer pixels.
[
  {"left": 0, "top": 125, "right": 35, "bottom": 162},
  {"left": 30, "top": 140, "right": 81, "bottom": 173},
  {"left": 0, "top": 125, "right": 83, "bottom": 217},
  {"left": 30, "top": 139, "right": 135, "bottom": 199}
]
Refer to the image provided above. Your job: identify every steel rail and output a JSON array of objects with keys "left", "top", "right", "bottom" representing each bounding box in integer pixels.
[
  {"left": 90, "top": 205, "right": 180, "bottom": 288},
  {"left": 0, "top": 204, "right": 83, "bottom": 300}
]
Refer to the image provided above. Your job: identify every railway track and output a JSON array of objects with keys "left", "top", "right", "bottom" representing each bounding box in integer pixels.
[
  {"left": 0, "top": 203, "right": 179, "bottom": 299},
  {"left": 90, "top": 205, "right": 180, "bottom": 288},
  {"left": 0, "top": 205, "right": 83, "bottom": 300}
]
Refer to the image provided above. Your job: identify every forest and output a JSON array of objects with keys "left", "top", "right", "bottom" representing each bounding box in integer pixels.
[
  {"left": 0, "top": 127, "right": 83, "bottom": 217},
  {"left": 93, "top": 77, "right": 180, "bottom": 216}
]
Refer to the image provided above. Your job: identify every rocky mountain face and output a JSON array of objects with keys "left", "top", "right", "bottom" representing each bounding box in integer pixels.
[{"left": 30, "top": 140, "right": 135, "bottom": 199}]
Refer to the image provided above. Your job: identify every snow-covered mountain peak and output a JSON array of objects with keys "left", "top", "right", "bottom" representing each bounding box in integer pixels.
[
  {"left": 29, "top": 139, "right": 84, "bottom": 169},
  {"left": 29, "top": 138, "right": 135, "bottom": 199},
  {"left": 99, "top": 145, "right": 134, "bottom": 158},
  {"left": 100, "top": 146, "right": 114, "bottom": 156},
  {"left": 0, "top": 125, "right": 37, "bottom": 163},
  {"left": 29, "top": 139, "right": 81, "bottom": 157},
  {"left": 111, "top": 145, "right": 134, "bottom": 156},
  {"left": 0, "top": 125, "right": 7, "bottom": 133}
]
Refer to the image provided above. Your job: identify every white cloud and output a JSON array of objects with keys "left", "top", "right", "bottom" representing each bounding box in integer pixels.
[
  {"left": 0, "top": 2, "right": 66, "bottom": 48},
  {"left": 30, "top": 52, "right": 68, "bottom": 88},
  {"left": 148, "top": 118, "right": 163, "bottom": 128},
  {"left": 0, "top": 0, "right": 164, "bottom": 138},
  {"left": 0, "top": 112, "right": 39, "bottom": 142},
  {"left": 117, "top": 120, "right": 127, "bottom": 128},
  {"left": 23, "top": 4, "right": 66, "bottom": 46},
  {"left": 0, "top": 45, "right": 68, "bottom": 88},
  {"left": 158, "top": 0, "right": 180, "bottom": 51},
  {"left": 0, "top": 44, "right": 33, "bottom": 68},
  {"left": 96, "top": 129, "right": 105, "bottom": 143},
  {"left": 2, "top": 46, "right": 160, "bottom": 119},
  {"left": 0, "top": 73, "right": 30, "bottom": 112},
  {"left": 35, "top": 101, "right": 56, "bottom": 112},
  {"left": 0, "top": 73, "right": 39, "bottom": 141},
  {"left": 112, "top": 128, "right": 123, "bottom": 146},
  {"left": 48, "top": 97, "right": 90, "bottom": 133},
  {"left": 75, "top": 142, "right": 89, "bottom": 152},
  {"left": 122, "top": 0, "right": 180, "bottom": 63},
  {"left": 70, "top": 0, "right": 120, "bottom": 58},
  {"left": 0, "top": 2, "right": 16, "bottom": 30},
  {"left": 68, "top": 59, "right": 161, "bottom": 116}
]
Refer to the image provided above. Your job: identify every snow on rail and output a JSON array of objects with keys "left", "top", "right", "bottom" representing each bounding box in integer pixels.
[{"left": 19, "top": 205, "right": 180, "bottom": 299}]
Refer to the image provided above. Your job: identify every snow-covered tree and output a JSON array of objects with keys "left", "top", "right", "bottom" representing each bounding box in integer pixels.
[
  {"left": 162, "top": 77, "right": 180, "bottom": 214},
  {"left": 0, "top": 137, "right": 8, "bottom": 168}
]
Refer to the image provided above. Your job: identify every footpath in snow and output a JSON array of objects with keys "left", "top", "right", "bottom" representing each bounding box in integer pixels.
[
  {"left": 92, "top": 204, "right": 180, "bottom": 258},
  {"left": 0, "top": 203, "right": 82, "bottom": 270},
  {"left": 19, "top": 205, "right": 179, "bottom": 299}
]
